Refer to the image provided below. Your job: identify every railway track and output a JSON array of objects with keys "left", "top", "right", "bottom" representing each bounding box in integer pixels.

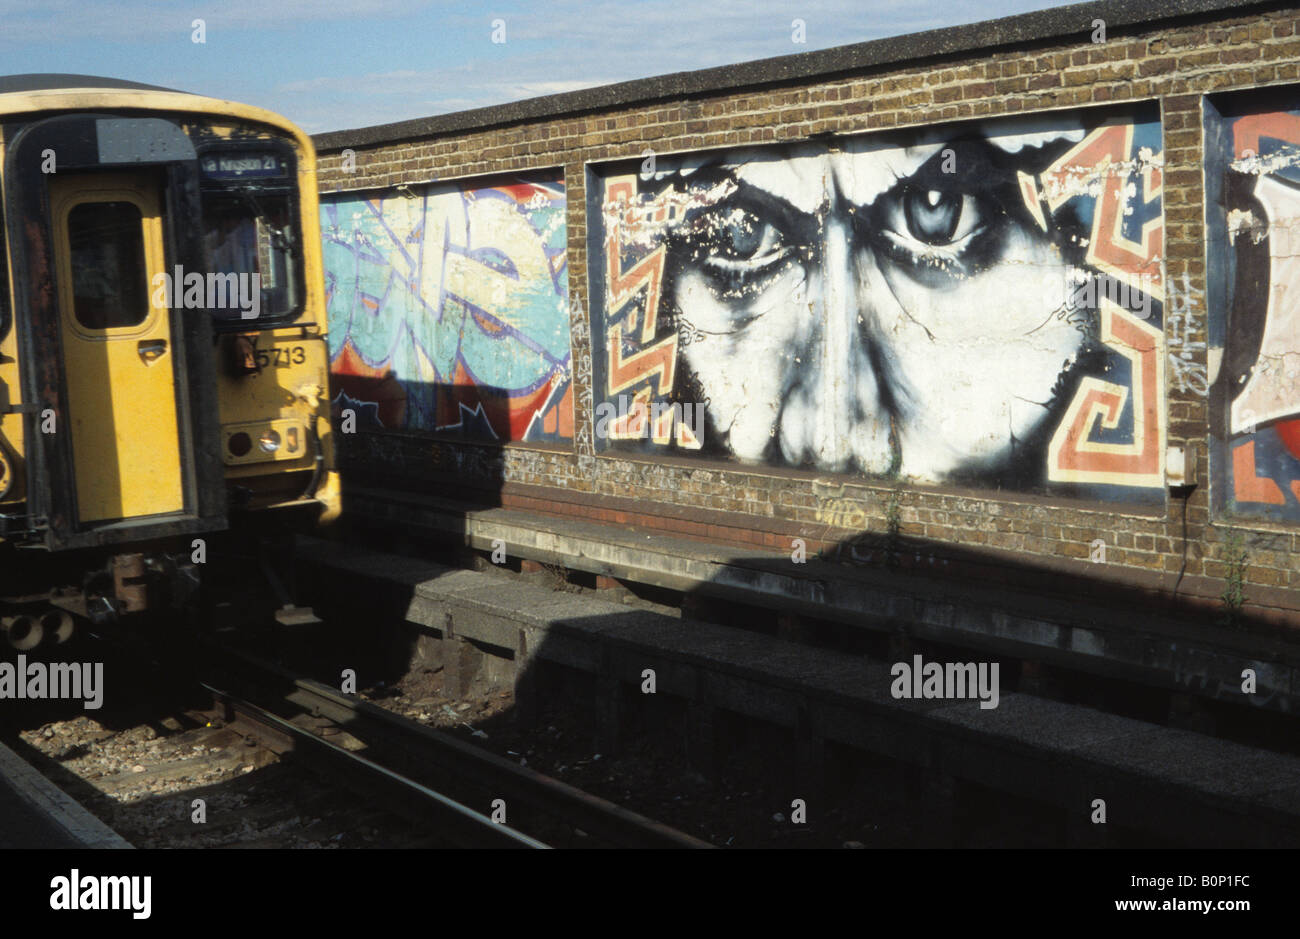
[
  {"left": 199, "top": 679, "right": 545, "bottom": 848},
  {"left": 197, "top": 643, "right": 711, "bottom": 849},
  {"left": 9, "top": 690, "right": 449, "bottom": 849},
  {"left": 6, "top": 625, "right": 708, "bottom": 848}
]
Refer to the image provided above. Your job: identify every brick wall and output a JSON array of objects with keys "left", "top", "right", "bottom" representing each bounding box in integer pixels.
[{"left": 313, "top": 0, "right": 1300, "bottom": 621}]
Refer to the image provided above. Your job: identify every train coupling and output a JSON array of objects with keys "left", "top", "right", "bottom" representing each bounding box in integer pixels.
[{"left": 61, "top": 551, "right": 202, "bottom": 625}]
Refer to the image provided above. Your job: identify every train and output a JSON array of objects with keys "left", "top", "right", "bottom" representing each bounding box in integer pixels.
[{"left": 0, "top": 74, "right": 340, "bottom": 648}]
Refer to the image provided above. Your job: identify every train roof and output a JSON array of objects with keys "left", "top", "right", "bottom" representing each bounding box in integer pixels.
[
  {"left": 0, "top": 74, "right": 314, "bottom": 158},
  {"left": 0, "top": 74, "right": 184, "bottom": 95}
]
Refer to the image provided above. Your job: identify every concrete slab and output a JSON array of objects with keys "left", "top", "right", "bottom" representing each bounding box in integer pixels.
[
  {"left": 0, "top": 740, "right": 130, "bottom": 849},
  {"left": 932, "top": 694, "right": 1144, "bottom": 753}
]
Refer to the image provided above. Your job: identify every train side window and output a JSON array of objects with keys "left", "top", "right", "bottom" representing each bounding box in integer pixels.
[{"left": 66, "top": 201, "right": 148, "bottom": 330}]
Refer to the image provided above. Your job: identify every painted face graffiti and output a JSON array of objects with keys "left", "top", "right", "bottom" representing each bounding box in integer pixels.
[
  {"left": 593, "top": 109, "right": 1166, "bottom": 498},
  {"left": 668, "top": 135, "right": 1086, "bottom": 478}
]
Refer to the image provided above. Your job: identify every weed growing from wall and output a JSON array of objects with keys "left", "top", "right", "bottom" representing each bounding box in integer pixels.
[
  {"left": 1219, "top": 528, "right": 1248, "bottom": 630},
  {"left": 885, "top": 486, "right": 903, "bottom": 569},
  {"left": 541, "top": 561, "right": 584, "bottom": 594}
]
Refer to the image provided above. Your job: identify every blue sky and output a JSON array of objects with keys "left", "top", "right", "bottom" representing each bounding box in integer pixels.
[{"left": 0, "top": 0, "right": 1069, "bottom": 134}]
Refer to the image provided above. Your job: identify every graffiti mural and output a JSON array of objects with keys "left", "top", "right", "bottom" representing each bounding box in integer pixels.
[
  {"left": 322, "top": 173, "right": 572, "bottom": 443},
  {"left": 587, "top": 106, "right": 1166, "bottom": 500},
  {"left": 1206, "top": 94, "right": 1300, "bottom": 522}
]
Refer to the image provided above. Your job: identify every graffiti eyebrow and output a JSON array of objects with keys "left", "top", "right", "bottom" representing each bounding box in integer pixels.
[
  {"left": 887, "top": 137, "right": 1008, "bottom": 193},
  {"left": 729, "top": 179, "right": 807, "bottom": 216},
  {"left": 725, "top": 179, "right": 819, "bottom": 239}
]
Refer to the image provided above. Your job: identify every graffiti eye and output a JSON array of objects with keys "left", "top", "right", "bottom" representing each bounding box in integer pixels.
[
  {"left": 871, "top": 182, "right": 999, "bottom": 278},
  {"left": 901, "top": 187, "right": 983, "bottom": 246},
  {"left": 718, "top": 209, "right": 781, "bottom": 260},
  {"left": 701, "top": 206, "right": 791, "bottom": 291}
]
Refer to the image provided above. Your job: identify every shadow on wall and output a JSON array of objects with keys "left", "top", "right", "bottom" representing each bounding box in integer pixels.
[
  {"left": 326, "top": 371, "right": 1296, "bottom": 638},
  {"left": 330, "top": 382, "right": 520, "bottom": 510}
]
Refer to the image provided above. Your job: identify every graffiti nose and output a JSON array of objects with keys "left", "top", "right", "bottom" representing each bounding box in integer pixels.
[{"left": 813, "top": 218, "right": 859, "bottom": 469}]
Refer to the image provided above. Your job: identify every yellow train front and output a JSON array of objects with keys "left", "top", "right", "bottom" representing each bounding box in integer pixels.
[{"left": 0, "top": 75, "right": 340, "bottom": 644}]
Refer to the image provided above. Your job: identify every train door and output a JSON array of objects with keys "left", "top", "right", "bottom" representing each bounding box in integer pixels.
[{"left": 49, "top": 172, "right": 185, "bottom": 523}]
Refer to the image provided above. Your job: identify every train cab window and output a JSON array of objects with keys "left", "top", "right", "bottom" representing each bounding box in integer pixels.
[
  {"left": 67, "top": 201, "right": 149, "bottom": 330},
  {"left": 201, "top": 191, "right": 300, "bottom": 324}
]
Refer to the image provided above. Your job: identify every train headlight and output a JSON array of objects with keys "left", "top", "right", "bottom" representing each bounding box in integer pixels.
[{"left": 222, "top": 420, "right": 306, "bottom": 465}]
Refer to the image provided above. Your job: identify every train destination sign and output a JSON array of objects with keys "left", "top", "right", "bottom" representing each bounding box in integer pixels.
[{"left": 200, "top": 152, "right": 286, "bottom": 179}]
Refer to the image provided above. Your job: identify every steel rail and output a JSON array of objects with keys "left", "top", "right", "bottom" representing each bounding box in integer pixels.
[
  {"left": 204, "top": 645, "right": 712, "bottom": 848},
  {"left": 201, "top": 680, "right": 548, "bottom": 849}
]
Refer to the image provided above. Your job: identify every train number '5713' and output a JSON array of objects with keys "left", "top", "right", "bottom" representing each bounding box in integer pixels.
[{"left": 256, "top": 345, "right": 307, "bottom": 368}]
